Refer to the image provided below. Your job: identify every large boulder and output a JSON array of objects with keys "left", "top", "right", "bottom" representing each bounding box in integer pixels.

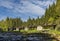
[{"left": 37, "top": 26, "right": 43, "bottom": 31}]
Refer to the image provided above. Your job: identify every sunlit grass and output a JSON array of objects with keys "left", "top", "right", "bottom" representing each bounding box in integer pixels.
[
  {"left": 49, "top": 30, "right": 60, "bottom": 35},
  {"left": 20, "top": 29, "right": 42, "bottom": 34},
  {"left": 20, "top": 29, "right": 60, "bottom": 35}
]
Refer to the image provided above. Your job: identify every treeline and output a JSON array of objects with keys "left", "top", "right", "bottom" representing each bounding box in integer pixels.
[
  {"left": 0, "top": 16, "right": 44, "bottom": 31},
  {"left": 43, "top": 0, "right": 60, "bottom": 30},
  {"left": 0, "top": 17, "right": 22, "bottom": 31}
]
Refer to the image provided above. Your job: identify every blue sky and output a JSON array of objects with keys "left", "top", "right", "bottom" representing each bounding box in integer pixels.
[{"left": 0, "top": 0, "right": 56, "bottom": 21}]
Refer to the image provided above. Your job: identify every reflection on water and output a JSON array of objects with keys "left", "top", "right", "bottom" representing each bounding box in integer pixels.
[{"left": 0, "top": 32, "right": 57, "bottom": 41}]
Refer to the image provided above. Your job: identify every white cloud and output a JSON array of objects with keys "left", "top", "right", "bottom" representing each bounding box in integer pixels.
[
  {"left": 0, "top": 0, "right": 55, "bottom": 21},
  {"left": 0, "top": 1, "right": 14, "bottom": 9},
  {"left": 0, "top": 0, "right": 55, "bottom": 14},
  {"left": 29, "top": 0, "right": 56, "bottom": 8},
  {"left": 12, "top": 1, "right": 45, "bottom": 15}
]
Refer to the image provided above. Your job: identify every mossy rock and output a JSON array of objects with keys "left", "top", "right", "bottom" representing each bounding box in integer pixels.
[{"left": 55, "top": 25, "right": 60, "bottom": 31}]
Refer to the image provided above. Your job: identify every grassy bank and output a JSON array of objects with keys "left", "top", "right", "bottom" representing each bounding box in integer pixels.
[{"left": 20, "top": 30, "right": 42, "bottom": 34}]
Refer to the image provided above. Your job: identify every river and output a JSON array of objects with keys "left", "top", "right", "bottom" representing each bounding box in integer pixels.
[{"left": 0, "top": 32, "right": 57, "bottom": 41}]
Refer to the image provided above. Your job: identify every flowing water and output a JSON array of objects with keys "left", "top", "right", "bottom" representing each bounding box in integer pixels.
[{"left": 0, "top": 32, "right": 57, "bottom": 41}]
